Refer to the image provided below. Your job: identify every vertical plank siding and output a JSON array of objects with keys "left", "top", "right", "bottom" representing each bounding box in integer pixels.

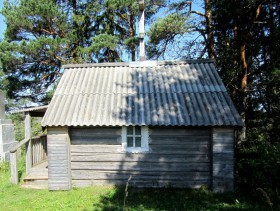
[
  {"left": 212, "top": 127, "right": 234, "bottom": 192},
  {"left": 47, "top": 127, "right": 71, "bottom": 190},
  {"left": 70, "top": 127, "right": 212, "bottom": 188},
  {"left": 31, "top": 135, "right": 47, "bottom": 167}
]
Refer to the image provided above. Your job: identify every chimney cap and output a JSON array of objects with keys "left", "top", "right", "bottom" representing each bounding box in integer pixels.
[{"left": 139, "top": 0, "right": 144, "bottom": 10}]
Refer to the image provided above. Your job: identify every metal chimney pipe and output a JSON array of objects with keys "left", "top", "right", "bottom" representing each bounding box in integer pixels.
[{"left": 139, "top": 0, "right": 145, "bottom": 61}]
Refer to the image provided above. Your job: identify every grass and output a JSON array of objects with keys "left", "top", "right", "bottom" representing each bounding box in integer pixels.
[{"left": 0, "top": 161, "right": 272, "bottom": 211}]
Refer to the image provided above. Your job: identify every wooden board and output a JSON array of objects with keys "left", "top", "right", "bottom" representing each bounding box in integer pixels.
[
  {"left": 149, "top": 127, "right": 211, "bottom": 136},
  {"left": 48, "top": 127, "right": 71, "bottom": 190},
  {"left": 149, "top": 137, "right": 209, "bottom": 145},
  {"left": 212, "top": 127, "right": 234, "bottom": 192},
  {"left": 71, "top": 145, "right": 121, "bottom": 153},
  {"left": 70, "top": 127, "right": 121, "bottom": 145},
  {"left": 72, "top": 179, "right": 210, "bottom": 189},
  {"left": 70, "top": 126, "right": 212, "bottom": 188},
  {"left": 71, "top": 153, "right": 210, "bottom": 163},
  {"left": 71, "top": 161, "right": 210, "bottom": 172},
  {"left": 71, "top": 170, "right": 210, "bottom": 180}
]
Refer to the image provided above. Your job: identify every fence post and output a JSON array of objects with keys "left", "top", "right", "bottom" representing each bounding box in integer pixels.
[
  {"left": 10, "top": 152, "right": 18, "bottom": 184},
  {"left": 25, "top": 112, "right": 32, "bottom": 174}
]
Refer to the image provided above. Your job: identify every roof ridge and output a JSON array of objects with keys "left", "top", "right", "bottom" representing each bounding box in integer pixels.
[
  {"left": 157, "top": 59, "right": 215, "bottom": 65},
  {"left": 62, "top": 59, "right": 215, "bottom": 69}
]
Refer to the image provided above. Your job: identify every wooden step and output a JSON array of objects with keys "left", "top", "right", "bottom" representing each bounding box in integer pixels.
[
  {"left": 21, "top": 183, "right": 48, "bottom": 190},
  {"left": 22, "top": 165, "right": 49, "bottom": 189},
  {"left": 24, "top": 174, "right": 48, "bottom": 181},
  {"left": 22, "top": 177, "right": 48, "bottom": 189}
]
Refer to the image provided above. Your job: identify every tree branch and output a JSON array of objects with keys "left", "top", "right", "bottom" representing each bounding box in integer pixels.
[
  {"left": 191, "top": 10, "right": 206, "bottom": 17},
  {"left": 55, "top": 55, "right": 66, "bottom": 62}
]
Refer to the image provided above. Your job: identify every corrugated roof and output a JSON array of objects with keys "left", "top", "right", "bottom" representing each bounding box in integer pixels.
[
  {"left": 11, "top": 105, "right": 48, "bottom": 114},
  {"left": 11, "top": 105, "right": 48, "bottom": 118},
  {"left": 42, "top": 60, "right": 243, "bottom": 127}
]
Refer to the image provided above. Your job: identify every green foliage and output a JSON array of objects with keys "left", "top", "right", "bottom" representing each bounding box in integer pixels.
[
  {"left": 0, "top": 161, "right": 11, "bottom": 191},
  {"left": 236, "top": 142, "right": 280, "bottom": 209},
  {"left": 210, "top": 1, "right": 280, "bottom": 207},
  {"left": 32, "top": 117, "right": 46, "bottom": 137},
  {"left": 210, "top": 0, "right": 280, "bottom": 143},
  {"left": 148, "top": 14, "right": 188, "bottom": 45},
  {"left": 7, "top": 113, "right": 45, "bottom": 141},
  {"left": 90, "top": 34, "right": 121, "bottom": 62},
  {"left": 148, "top": 3, "right": 280, "bottom": 208},
  {"left": 146, "top": 1, "right": 207, "bottom": 59},
  {"left": 91, "top": 34, "right": 119, "bottom": 52},
  {"left": 147, "top": 13, "right": 190, "bottom": 59},
  {"left": 0, "top": 0, "right": 165, "bottom": 103},
  {"left": 0, "top": 0, "right": 70, "bottom": 102},
  {"left": 0, "top": 153, "right": 26, "bottom": 191},
  {"left": 8, "top": 113, "right": 25, "bottom": 141}
]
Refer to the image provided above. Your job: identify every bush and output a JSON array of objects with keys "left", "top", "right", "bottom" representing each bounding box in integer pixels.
[{"left": 236, "top": 142, "right": 280, "bottom": 208}]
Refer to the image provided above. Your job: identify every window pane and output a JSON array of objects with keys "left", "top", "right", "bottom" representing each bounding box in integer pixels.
[
  {"left": 135, "top": 137, "right": 141, "bottom": 147},
  {"left": 135, "top": 126, "right": 141, "bottom": 135},
  {"left": 127, "top": 126, "right": 133, "bottom": 135},
  {"left": 127, "top": 137, "right": 133, "bottom": 147}
]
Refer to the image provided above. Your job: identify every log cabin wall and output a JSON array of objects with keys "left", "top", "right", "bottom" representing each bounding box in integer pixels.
[
  {"left": 70, "top": 126, "right": 212, "bottom": 188},
  {"left": 212, "top": 127, "right": 234, "bottom": 192},
  {"left": 47, "top": 127, "right": 71, "bottom": 190}
]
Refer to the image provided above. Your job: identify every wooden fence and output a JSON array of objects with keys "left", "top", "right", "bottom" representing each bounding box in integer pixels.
[
  {"left": 31, "top": 135, "right": 47, "bottom": 166},
  {"left": 9, "top": 135, "right": 48, "bottom": 184}
]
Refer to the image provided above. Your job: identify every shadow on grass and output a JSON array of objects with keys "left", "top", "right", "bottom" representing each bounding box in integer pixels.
[{"left": 93, "top": 186, "right": 269, "bottom": 211}]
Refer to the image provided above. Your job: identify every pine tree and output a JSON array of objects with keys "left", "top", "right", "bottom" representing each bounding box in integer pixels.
[
  {"left": 0, "top": 0, "right": 101, "bottom": 102},
  {"left": 0, "top": 0, "right": 165, "bottom": 102},
  {"left": 147, "top": 0, "right": 213, "bottom": 59}
]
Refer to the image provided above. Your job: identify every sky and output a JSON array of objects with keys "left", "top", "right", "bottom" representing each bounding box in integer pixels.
[
  {"left": 0, "top": 0, "right": 5, "bottom": 39},
  {"left": 0, "top": 0, "right": 204, "bottom": 58}
]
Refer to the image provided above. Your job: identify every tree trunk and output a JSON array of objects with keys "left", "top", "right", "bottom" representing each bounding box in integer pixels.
[
  {"left": 71, "top": 0, "right": 78, "bottom": 62},
  {"left": 204, "top": 0, "right": 215, "bottom": 59},
  {"left": 129, "top": 6, "right": 136, "bottom": 61},
  {"left": 238, "top": 43, "right": 248, "bottom": 143},
  {"left": 237, "top": 3, "right": 262, "bottom": 143}
]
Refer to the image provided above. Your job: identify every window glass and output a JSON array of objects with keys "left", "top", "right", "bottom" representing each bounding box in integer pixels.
[
  {"left": 122, "top": 126, "right": 149, "bottom": 152},
  {"left": 127, "top": 126, "right": 133, "bottom": 135},
  {"left": 135, "top": 126, "right": 141, "bottom": 135},
  {"left": 135, "top": 137, "right": 141, "bottom": 147},
  {"left": 127, "top": 137, "right": 134, "bottom": 147}
]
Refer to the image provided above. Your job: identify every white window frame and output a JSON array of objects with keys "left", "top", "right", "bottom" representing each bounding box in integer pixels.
[{"left": 121, "top": 126, "right": 149, "bottom": 153}]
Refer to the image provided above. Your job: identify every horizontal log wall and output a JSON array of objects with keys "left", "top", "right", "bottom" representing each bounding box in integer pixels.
[
  {"left": 48, "top": 127, "right": 71, "bottom": 190},
  {"left": 70, "top": 127, "right": 211, "bottom": 188},
  {"left": 212, "top": 127, "right": 234, "bottom": 192}
]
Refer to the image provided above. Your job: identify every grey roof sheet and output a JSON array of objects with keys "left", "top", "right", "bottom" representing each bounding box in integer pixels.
[
  {"left": 42, "top": 60, "right": 243, "bottom": 127},
  {"left": 11, "top": 105, "right": 48, "bottom": 114}
]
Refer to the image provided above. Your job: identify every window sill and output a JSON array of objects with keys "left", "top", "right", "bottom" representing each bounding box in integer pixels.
[{"left": 122, "top": 147, "right": 150, "bottom": 153}]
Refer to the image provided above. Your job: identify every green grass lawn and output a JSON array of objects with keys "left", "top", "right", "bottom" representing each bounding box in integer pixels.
[{"left": 0, "top": 162, "right": 271, "bottom": 211}]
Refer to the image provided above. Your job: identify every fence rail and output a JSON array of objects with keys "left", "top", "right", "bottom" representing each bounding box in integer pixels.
[{"left": 9, "top": 135, "right": 48, "bottom": 184}]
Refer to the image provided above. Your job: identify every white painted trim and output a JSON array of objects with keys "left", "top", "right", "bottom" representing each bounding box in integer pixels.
[
  {"left": 141, "top": 126, "right": 149, "bottom": 150},
  {"left": 121, "top": 126, "right": 127, "bottom": 150},
  {"left": 129, "top": 61, "right": 157, "bottom": 67},
  {"left": 121, "top": 126, "right": 149, "bottom": 153}
]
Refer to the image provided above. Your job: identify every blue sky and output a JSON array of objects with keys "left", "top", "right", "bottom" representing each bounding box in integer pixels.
[{"left": 0, "top": 0, "right": 5, "bottom": 39}]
